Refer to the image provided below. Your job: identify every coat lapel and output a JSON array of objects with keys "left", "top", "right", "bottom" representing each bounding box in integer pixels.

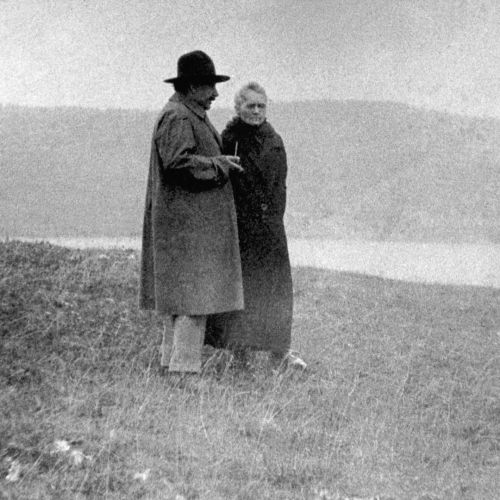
[
  {"left": 178, "top": 94, "right": 222, "bottom": 149},
  {"left": 205, "top": 117, "right": 222, "bottom": 148}
]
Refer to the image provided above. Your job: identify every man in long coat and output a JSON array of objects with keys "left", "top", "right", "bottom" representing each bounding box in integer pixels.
[{"left": 140, "top": 50, "right": 244, "bottom": 374}]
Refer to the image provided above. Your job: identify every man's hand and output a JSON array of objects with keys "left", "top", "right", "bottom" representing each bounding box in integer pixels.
[{"left": 219, "top": 155, "right": 244, "bottom": 173}]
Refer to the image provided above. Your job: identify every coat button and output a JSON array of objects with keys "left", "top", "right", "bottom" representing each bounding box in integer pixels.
[{"left": 261, "top": 203, "right": 268, "bottom": 212}]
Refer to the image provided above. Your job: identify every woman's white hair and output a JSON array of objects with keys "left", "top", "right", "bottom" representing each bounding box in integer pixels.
[{"left": 234, "top": 81, "right": 267, "bottom": 110}]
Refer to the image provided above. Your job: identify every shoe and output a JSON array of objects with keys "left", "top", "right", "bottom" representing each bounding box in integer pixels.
[
  {"left": 270, "top": 350, "right": 307, "bottom": 372},
  {"left": 230, "top": 348, "right": 251, "bottom": 371},
  {"left": 284, "top": 351, "right": 307, "bottom": 370}
]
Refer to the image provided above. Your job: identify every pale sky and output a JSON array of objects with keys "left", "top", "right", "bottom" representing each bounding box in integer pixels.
[{"left": 1, "top": 0, "right": 500, "bottom": 117}]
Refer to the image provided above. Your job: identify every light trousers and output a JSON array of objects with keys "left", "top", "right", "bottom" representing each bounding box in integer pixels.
[{"left": 161, "top": 315, "right": 207, "bottom": 373}]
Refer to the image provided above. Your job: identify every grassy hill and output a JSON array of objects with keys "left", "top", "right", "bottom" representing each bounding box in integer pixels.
[
  {"left": 1, "top": 101, "right": 499, "bottom": 242},
  {"left": 1, "top": 241, "right": 499, "bottom": 498}
]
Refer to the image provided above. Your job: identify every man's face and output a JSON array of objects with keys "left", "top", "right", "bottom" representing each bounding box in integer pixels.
[
  {"left": 189, "top": 83, "right": 219, "bottom": 110},
  {"left": 237, "top": 90, "right": 267, "bottom": 126}
]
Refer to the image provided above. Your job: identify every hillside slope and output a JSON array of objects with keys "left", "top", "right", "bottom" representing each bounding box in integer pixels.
[
  {"left": 271, "top": 100, "right": 500, "bottom": 242},
  {"left": 1, "top": 101, "right": 499, "bottom": 241}
]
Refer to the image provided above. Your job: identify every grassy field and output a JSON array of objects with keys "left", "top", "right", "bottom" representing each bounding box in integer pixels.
[{"left": 1, "top": 241, "right": 499, "bottom": 499}]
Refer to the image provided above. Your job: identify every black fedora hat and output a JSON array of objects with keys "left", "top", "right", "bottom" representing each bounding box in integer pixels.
[{"left": 164, "top": 50, "right": 230, "bottom": 84}]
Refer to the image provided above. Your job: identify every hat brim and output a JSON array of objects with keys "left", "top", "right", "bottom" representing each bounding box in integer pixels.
[{"left": 163, "top": 74, "right": 230, "bottom": 84}]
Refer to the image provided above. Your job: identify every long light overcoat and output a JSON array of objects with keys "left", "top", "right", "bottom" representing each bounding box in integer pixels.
[{"left": 140, "top": 93, "right": 244, "bottom": 315}]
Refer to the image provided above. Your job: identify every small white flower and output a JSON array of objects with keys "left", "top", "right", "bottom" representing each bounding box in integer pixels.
[
  {"left": 70, "top": 449, "right": 84, "bottom": 466},
  {"left": 53, "top": 439, "right": 71, "bottom": 453},
  {"left": 313, "top": 488, "right": 337, "bottom": 500},
  {"left": 6, "top": 459, "right": 22, "bottom": 482},
  {"left": 133, "top": 469, "right": 151, "bottom": 482},
  {"left": 69, "top": 449, "right": 93, "bottom": 466}
]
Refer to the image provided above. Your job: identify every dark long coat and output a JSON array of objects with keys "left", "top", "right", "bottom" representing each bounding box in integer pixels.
[
  {"left": 140, "top": 94, "right": 244, "bottom": 315},
  {"left": 206, "top": 118, "right": 293, "bottom": 353}
]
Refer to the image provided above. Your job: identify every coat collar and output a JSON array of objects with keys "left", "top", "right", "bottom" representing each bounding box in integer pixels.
[
  {"left": 168, "top": 93, "right": 221, "bottom": 147},
  {"left": 170, "top": 92, "right": 206, "bottom": 119},
  {"left": 223, "top": 117, "right": 275, "bottom": 140}
]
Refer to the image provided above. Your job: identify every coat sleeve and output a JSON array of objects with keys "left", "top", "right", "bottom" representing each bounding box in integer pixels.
[
  {"left": 266, "top": 135, "right": 288, "bottom": 218},
  {"left": 221, "top": 132, "right": 234, "bottom": 156},
  {"left": 155, "top": 112, "right": 229, "bottom": 191}
]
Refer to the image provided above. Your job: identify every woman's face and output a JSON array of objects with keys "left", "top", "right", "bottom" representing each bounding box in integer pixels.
[{"left": 237, "top": 90, "right": 267, "bottom": 126}]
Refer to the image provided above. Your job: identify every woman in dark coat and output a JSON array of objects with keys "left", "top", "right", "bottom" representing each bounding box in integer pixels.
[{"left": 207, "top": 82, "right": 306, "bottom": 369}]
